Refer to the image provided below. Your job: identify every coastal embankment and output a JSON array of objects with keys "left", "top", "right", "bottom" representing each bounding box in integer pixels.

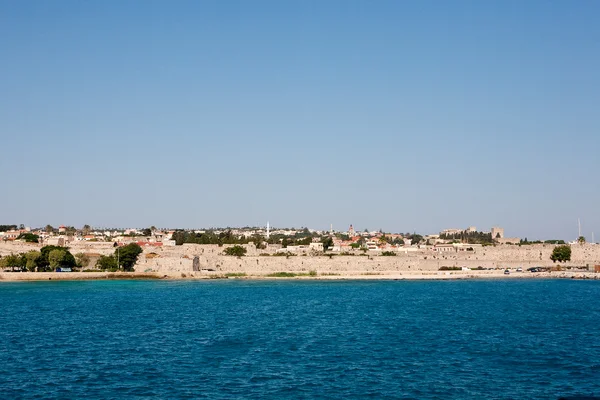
[{"left": 1, "top": 270, "right": 599, "bottom": 282}]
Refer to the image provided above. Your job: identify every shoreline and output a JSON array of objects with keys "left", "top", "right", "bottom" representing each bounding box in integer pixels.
[{"left": 1, "top": 271, "right": 599, "bottom": 282}]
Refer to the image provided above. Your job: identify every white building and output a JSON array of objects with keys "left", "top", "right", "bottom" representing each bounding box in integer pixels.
[{"left": 309, "top": 242, "right": 324, "bottom": 251}]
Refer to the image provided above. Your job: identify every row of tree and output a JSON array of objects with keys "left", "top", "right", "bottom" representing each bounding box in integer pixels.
[
  {"left": 520, "top": 238, "right": 566, "bottom": 245},
  {"left": 0, "top": 246, "right": 77, "bottom": 271},
  {"left": 0, "top": 243, "right": 143, "bottom": 272},
  {"left": 173, "top": 228, "right": 327, "bottom": 249},
  {"left": 171, "top": 230, "right": 261, "bottom": 246},
  {"left": 439, "top": 231, "right": 494, "bottom": 244}
]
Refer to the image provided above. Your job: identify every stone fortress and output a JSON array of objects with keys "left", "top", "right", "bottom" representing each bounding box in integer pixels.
[{"left": 3, "top": 241, "right": 599, "bottom": 276}]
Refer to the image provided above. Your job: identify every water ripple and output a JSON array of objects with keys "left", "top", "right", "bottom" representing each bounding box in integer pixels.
[{"left": 0, "top": 279, "right": 599, "bottom": 398}]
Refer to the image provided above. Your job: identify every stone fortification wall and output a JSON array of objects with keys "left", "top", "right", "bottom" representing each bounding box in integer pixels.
[
  {"left": 2, "top": 242, "right": 600, "bottom": 274},
  {"left": 68, "top": 242, "right": 118, "bottom": 255},
  {"left": 136, "top": 243, "right": 600, "bottom": 274},
  {"left": 452, "top": 244, "right": 599, "bottom": 263},
  {"left": 135, "top": 244, "right": 257, "bottom": 272},
  {"left": 0, "top": 242, "right": 42, "bottom": 256}
]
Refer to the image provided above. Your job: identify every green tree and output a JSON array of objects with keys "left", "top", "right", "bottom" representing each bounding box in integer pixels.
[
  {"left": 116, "top": 243, "right": 143, "bottom": 271},
  {"left": 296, "top": 236, "right": 312, "bottom": 246},
  {"left": 544, "top": 240, "right": 565, "bottom": 245},
  {"left": 75, "top": 253, "right": 91, "bottom": 269},
  {"left": 96, "top": 255, "right": 117, "bottom": 270},
  {"left": 321, "top": 237, "right": 334, "bottom": 252},
  {"left": 82, "top": 224, "right": 91, "bottom": 235},
  {"left": 48, "top": 249, "right": 67, "bottom": 270},
  {"left": 219, "top": 229, "right": 235, "bottom": 244},
  {"left": 578, "top": 236, "right": 586, "bottom": 245},
  {"left": 39, "top": 245, "right": 76, "bottom": 271},
  {"left": 0, "top": 254, "right": 25, "bottom": 271},
  {"left": 223, "top": 245, "right": 247, "bottom": 257},
  {"left": 45, "top": 225, "right": 54, "bottom": 234},
  {"left": 410, "top": 234, "right": 424, "bottom": 245},
  {"left": 142, "top": 228, "right": 152, "bottom": 236},
  {"left": 25, "top": 250, "right": 41, "bottom": 271},
  {"left": 439, "top": 231, "right": 493, "bottom": 245},
  {"left": 17, "top": 233, "right": 39, "bottom": 243},
  {"left": 391, "top": 237, "right": 404, "bottom": 246},
  {"left": 253, "top": 235, "right": 265, "bottom": 250},
  {"left": 550, "top": 245, "right": 572, "bottom": 263}
]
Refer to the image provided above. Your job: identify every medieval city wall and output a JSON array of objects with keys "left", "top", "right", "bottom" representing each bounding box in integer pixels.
[
  {"left": 136, "top": 243, "right": 600, "bottom": 274},
  {"left": 2, "top": 242, "right": 600, "bottom": 274}
]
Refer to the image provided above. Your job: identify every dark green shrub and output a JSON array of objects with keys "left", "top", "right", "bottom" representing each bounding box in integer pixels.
[{"left": 223, "top": 245, "right": 247, "bottom": 257}]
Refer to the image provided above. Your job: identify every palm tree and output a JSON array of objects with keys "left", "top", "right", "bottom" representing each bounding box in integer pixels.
[{"left": 578, "top": 236, "right": 586, "bottom": 245}]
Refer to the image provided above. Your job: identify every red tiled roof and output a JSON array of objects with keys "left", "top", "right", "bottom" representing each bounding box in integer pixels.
[{"left": 136, "top": 241, "right": 163, "bottom": 247}]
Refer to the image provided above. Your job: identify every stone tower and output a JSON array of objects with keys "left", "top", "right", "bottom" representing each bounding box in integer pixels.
[{"left": 491, "top": 227, "right": 504, "bottom": 240}]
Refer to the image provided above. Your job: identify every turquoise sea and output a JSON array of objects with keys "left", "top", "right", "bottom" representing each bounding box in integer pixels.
[{"left": 1, "top": 279, "right": 599, "bottom": 399}]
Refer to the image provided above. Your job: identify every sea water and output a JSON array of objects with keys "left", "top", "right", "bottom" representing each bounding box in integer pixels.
[{"left": 0, "top": 279, "right": 599, "bottom": 399}]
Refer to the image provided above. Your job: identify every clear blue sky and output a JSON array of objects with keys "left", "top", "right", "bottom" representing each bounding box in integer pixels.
[{"left": 1, "top": 0, "right": 598, "bottom": 240}]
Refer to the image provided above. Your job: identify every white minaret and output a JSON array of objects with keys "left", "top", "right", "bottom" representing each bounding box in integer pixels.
[
  {"left": 578, "top": 218, "right": 582, "bottom": 238},
  {"left": 266, "top": 221, "right": 270, "bottom": 240}
]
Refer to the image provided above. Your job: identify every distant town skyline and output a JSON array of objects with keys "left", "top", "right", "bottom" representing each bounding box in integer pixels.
[
  {"left": 1, "top": 1, "right": 598, "bottom": 241},
  {"left": 1, "top": 220, "right": 595, "bottom": 243}
]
